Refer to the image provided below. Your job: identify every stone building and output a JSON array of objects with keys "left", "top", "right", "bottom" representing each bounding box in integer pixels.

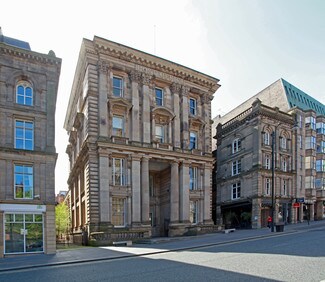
[
  {"left": 213, "top": 79, "right": 325, "bottom": 228},
  {"left": 64, "top": 36, "right": 220, "bottom": 244},
  {"left": 0, "top": 29, "right": 61, "bottom": 256}
]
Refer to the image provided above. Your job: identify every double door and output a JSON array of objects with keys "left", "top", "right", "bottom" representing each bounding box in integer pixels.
[{"left": 4, "top": 213, "right": 44, "bottom": 254}]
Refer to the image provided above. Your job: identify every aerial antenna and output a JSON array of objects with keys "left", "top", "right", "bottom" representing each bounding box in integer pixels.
[{"left": 154, "top": 25, "right": 156, "bottom": 55}]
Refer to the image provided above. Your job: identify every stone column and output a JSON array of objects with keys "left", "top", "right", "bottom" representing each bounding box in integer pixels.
[
  {"left": 180, "top": 86, "right": 190, "bottom": 149},
  {"left": 132, "top": 155, "right": 141, "bottom": 225},
  {"left": 203, "top": 164, "right": 213, "bottom": 224},
  {"left": 170, "top": 161, "right": 180, "bottom": 223},
  {"left": 130, "top": 71, "right": 141, "bottom": 142},
  {"left": 251, "top": 198, "right": 261, "bottom": 228},
  {"left": 77, "top": 173, "right": 82, "bottom": 227},
  {"left": 179, "top": 160, "right": 190, "bottom": 223},
  {"left": 202, "top": 93, "right": 213, "bottom": 153},
  {"left": 141, "top": 156, "right": 150, "bottom": 224},
  {"left": 170, "top": 83, "right": 181, "bottom": 148},
  {"left": 99, "top": 148, "right": 111, "bottom": 223},
  {"left": 98, "top": 61, "right": 110, "bottom": 137},
  {"left": 141, "top": 74, "right": 152, "bottom": 144}
]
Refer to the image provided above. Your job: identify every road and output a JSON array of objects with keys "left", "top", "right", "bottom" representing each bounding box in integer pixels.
[{"left": 1, "top": 228, "right": 325, "bottom": 282}]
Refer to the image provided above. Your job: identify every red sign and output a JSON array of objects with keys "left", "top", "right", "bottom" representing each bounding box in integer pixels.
[{"left": 293, "top": 203, "right": 300, "bottom": 208}]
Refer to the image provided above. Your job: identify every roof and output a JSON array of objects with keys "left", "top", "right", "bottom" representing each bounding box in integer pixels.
[
  {"left": 0, "top": 34, "right": 31, "bottom": 50},
  {"left": 281, "top": 78, "right": 325, "bottom": 116}
]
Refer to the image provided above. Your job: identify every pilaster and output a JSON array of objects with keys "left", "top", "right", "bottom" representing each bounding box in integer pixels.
[
  {"left": 170, "top": 161, "right": 180, "bottom": 223},
  {"left": 130, "top": 70, "right": 141, "bottom": 142},
  {"left": 181, "top": 86, "right": 190, "bottom": 148},
  {"left": 179, "top": 160, "right": 190, "bottom": 223},
  {"left": 141, "top": 156, "right": 150, "bottom": 224},
  {"left": 170, "top": 83, "right": 181, "bottom": 148},
  {"left": 99, "top": 148, "right": 111, "bottom": 223},
  {"left": 132, "top": 155, "right": 141, "bottom": 225},
  {"left": 141, "top": 74, "right": 152, "bottom": 143},
  {"left": 98, "top": 60, "right": 110, "bottom": 137}
]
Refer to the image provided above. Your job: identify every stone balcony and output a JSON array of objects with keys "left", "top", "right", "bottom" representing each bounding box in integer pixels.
[{"left": 305, "top": 188, "right": 317, "bottom": 198}]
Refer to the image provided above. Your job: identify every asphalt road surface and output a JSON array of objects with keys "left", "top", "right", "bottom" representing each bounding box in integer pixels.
[{"left": 1, "top": 228, "right": 325, "bottom": 282}]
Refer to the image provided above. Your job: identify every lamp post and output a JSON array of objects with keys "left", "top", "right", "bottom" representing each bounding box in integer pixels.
[{"left": 271, "top": 130, "right": 276, "bottom": 232}]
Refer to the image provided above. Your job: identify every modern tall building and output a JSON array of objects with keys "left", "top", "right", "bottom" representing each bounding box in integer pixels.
[
  {"left": 0, "top": 28, "right": 61, "bottom": 256},
  {"left": 213, "top": 79, "right": 325, "bottom": 228},
  {"left": 64, "top": 36, "right": 220, "bottom": 245}
]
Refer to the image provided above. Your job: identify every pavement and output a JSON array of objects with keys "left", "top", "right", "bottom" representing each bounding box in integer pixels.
[{"left": 1, "top": 220, "right": 324, "bottom": 272}]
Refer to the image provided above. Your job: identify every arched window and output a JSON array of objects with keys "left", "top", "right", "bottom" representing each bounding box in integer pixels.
[
  {"left": 16, "top": 81, "right": 33, "bottom": 106},
  {"left": 232, "top": 138, "right": 241, "bottom": 154}
]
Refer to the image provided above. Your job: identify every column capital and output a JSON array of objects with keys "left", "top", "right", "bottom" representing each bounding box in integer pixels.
[
  {"left": 141, "top": 73, "right": 152, "bottom": 86},
  {"left": 129, "top": 70, "right": 142, "bottom": 83},
  {"left": 170, "top": 82, "right": 181, "bottom": 94},
  {"left": 181, "top": 85, "right": 190, "bottom": 97},
  {"left": 97, "top": 60, "right": 111, "bottom": 74}
]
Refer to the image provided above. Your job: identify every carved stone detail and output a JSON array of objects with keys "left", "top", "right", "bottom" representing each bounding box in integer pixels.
[
  {"left": 129, "top": 70, "right": 142, "bottom": 83},
  {"left": 141, "top": 73, "right": 152, "bottom": 86},
  {"left": 170, "top": 83, "right": 181, "bottom": 94},
  {"left": 181, "top": 85, "right": 190, "bottom": 97},
  {"left": 97, "top": 60, "right": 110, "bottom": 73}
]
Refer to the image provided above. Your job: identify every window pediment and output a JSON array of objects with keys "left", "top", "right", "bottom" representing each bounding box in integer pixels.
[
  {"left": 189, "top": 117, "right": 205, "bottom": 130},
  {"left": 151, "top": 107, "right": 175, "bottom": 124},
  {"left": 108, "top": 98, "right": 132, "bottom": 114}
]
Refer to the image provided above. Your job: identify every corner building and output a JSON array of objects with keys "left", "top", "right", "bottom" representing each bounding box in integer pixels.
[
  {"left": 64, "top": 36, "right": 220, "bottom": 244},
  {"left": 0, "top": 30, "right": 61, "bottom": 256}
]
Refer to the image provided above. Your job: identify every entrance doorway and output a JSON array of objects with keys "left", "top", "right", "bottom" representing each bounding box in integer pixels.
[{"left": 4, "top": 213, "right": 44, "bottom": 254}]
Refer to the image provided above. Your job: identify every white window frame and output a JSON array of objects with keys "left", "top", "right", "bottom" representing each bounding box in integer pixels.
[
  {"left": 15, "top": 120, "right": 34, "bottom": 150},
  {"left": 155, "top": 125, "right": 165, "bottom": 143},
  {"left": 112, "top": 116, "right": 124, "bottom": 137},
  {"left": 280, "top": 137, "right": 287, "bottom": 150},
  {"left": 265, "top": 178, "right": 271, "bottom": 195},
  {"left": 265, "top": 154, "right": 271, "bottom": 169},
  {"left": 189, "top": 131, "right": 197, "bottom": 150},
  {"left": 16, "top": 81, "right": 33, "bottom": 106},
  {"left": 14, "top": 164, "right": 34, "bottom": 199},
  {"left": 155, "top": 88, "right": 163, "bottom": 106},
  {"left": 189, "top": 167, "right": 198, "bottom": 190},
  {"left": 282, "top": 179, "right": 287, "bottom": 196},
  {"left": 113, "top": 76, "right": 123, "bottom": 97},
  {"left": 112, "top": 158, "right": 126, "bottom": 186},
  {"left": 232, "top": 159, "right": 241, "bottom": 176},
  {"left": 232, "top": 138, "right": 241, "bottom": 153},
  {"left": 263, "top": 132, "right": 270, "bottom": 146},
  {"left": 189, "top": 98, "right": 197, "bottom": 115},
  {"left": 232, "top": 182, "right": 241, "bottom": 200},
  {"left": 282, "top": 157, "right": 287, "bottom": 172}
]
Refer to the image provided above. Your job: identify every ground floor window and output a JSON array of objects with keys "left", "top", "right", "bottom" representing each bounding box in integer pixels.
[
  {"left": 190, "top": 201, "right": 198, "bottom": 224},
  {"left": 4, "top": 213, "right": 43, "bottom": 254},
  {"left": 112, "top": 198, "right": 126, "bottom": 227}
]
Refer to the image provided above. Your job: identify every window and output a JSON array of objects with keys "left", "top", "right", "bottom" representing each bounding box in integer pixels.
[
  {"left": 316, "top": 178, "right": 325, "bottom": 189},
  {"left": 305, "top": 136, "right": 316, "bottom": 149},
  {"left": 305, "top": 116, "right": 316, "bottom": 130},
  {"left": 16, "top": 81, "right": 33, "bottom": 106},
  {"left": 155, "top": 88, "right": 163, "bottom": 106},
  {"left": 316, "top": 160, "right": 325, "bottom": 172},
  {"left": 263, "top": 132, "right": 270, "bottom": 146},
  {"left": 232, "top": 138, "right": 241, "bottom": 153},
  {"left": 189, "top": 98, "right": 197, "bottom": 115},
  {"left": 112, "top": 198, "right": 126, "bottom": 227},
  {"left": 265, "top": 178, "right": 271, "bottom": 195},
  {"left": 305, "top": 156, "right": 316, "bottom": 169},
  {"left": 232, "top": 160, "right": 241, "bottom": 176},
  {"left": 305, "top": 176, "right": 315, "bottom": 189},
  {"left": 282, "top": 180, "right": 287, "bottom": 196},
  {"left": 232, "top": 182, "right": 241, "bottom": 200},
  {"left": 282, "top": 157, "right": 288, "bottom": 172},
  {"left": 298, "top": 135, "right": 303, "bottom": 149},
  {"left": 297, "top": 114, "right": 303, "bottom": 128},
  {"left": 189, "top": 201, "right": 198, "bottom": 224},
  {"left": 316, "top": 122, "right": 325, "bottom": 135},
  {"left": 300, "top": 155, "right": 304, "bottom": 170},
  {"left": 112, "top": 116, "right": 124, "bottom": 137},
  {"left": 265, "top": 154, "right": 271, "bottom": 169},
  {"left": 317, "top": 141, "right": 325, "bottom": 153},
  {"left": 113, "top": 77, "right": 123, "bottom": 97},
  {"left": 280, "top": 137, "right": 287, "bottom": 150},
  {"left": 155, "top": 125, "right": 164, "bottom": 143},
  {"left": 112, "top": 158, "right": 126, "bottom": 185},
  {"left": 189, "top": 167, "right": 198, "bottom": 190},
  {"left": 14, "top": 164, "right": 33, "bottom": 199},
  {"left": 15, "top": 120, "right": 34, "bottom": 150},
  {"left": 189, "top": 131, "right": 197, "bottom": 150}
]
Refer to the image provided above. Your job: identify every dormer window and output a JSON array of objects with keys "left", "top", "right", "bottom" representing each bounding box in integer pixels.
[{"left": 16, "top": 81, "right": 33, "bottom": 106}]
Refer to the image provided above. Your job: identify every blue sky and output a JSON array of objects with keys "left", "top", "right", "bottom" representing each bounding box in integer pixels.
[{"left": 2, "top": 0, "right": 324, "bottom": 192}]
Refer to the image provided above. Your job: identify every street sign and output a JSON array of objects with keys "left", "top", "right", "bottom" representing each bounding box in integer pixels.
[
  {"left": 293, "top": 203, "right": 300, "bottom": 208},
  {"left": 296, "top": 197, "right": 304, "bottom": 203}
]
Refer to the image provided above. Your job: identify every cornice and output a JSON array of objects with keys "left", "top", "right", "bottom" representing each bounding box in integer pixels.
[
  {"left": 0, "top": 43, "right": 61, "bottom": 66},
  {"left": 92, "top": 36, "right": 220, "bottom": 92}
]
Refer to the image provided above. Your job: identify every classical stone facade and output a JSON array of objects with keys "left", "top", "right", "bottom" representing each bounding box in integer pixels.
[
  {"left": 64, "top": 36, "right": 220, "bottom": 245},
  {"left": 213, "top": 79, "right": 325, "bottom": 228},
  {"left": 0, "top": 30, "right": 61, "bottom": 257}
]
